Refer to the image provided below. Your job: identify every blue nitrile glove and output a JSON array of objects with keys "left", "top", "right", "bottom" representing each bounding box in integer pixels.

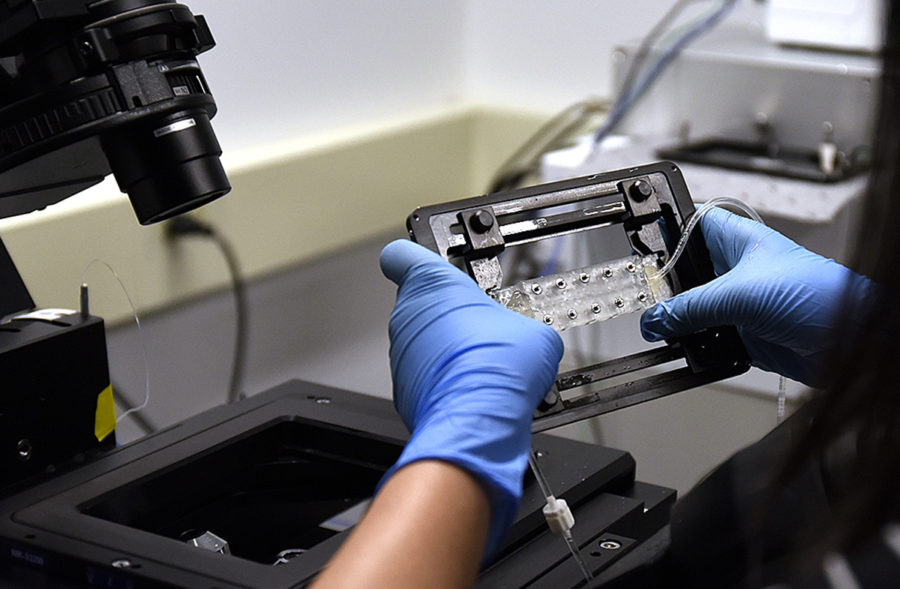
[
  {"left": 379, "top": 239, "right": 563, "bottom": 556},
  {"left": 640, "top": 207, "right": 870, "bottom": 387}
]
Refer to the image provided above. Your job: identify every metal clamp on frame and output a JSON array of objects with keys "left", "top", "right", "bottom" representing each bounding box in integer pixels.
[{"left": 406, "top": 162, "right": 750, "bottom": 432}]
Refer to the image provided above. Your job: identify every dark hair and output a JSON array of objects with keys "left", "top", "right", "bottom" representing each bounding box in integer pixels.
[{"left": 776, "top": 0, "right": 900, "bottom": 560}]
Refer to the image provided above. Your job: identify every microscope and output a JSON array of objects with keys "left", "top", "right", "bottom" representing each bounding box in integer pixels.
[{"left": 0, "top": 0, "right": 229, "bottom": 489}]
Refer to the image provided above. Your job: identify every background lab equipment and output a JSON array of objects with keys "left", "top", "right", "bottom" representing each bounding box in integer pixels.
[{"left": 544, "top": 1, "right": 880, "bottom": 248}]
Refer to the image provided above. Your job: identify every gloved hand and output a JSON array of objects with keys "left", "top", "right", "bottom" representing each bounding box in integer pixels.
[
  {"left": 640, "top": 207, "right": 870, "bottom": 387},
  {"left": 379, "top": 240, "right": 563, "bottom": 556}
]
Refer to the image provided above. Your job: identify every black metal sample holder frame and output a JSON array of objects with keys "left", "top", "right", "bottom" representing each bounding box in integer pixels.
[{"left": 406, "top": 162, "right": 750, "bottom": 433}]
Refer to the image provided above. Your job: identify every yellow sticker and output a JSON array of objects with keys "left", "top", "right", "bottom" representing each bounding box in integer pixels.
[{"left": 94, "top": 384, "right": 116, "bottom": 442}]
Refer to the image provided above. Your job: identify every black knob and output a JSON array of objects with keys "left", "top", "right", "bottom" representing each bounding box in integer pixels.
[
  {"left": 630, "top": 180, "right": 653, "bottom": 201},
  {"left": 470, "top": 209, "right": 495, "bottom": 233}
]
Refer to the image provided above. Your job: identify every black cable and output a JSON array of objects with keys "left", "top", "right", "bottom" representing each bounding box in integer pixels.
[
  {"left": 166, "top": 216, "right": 248, "bottom": 405},
  {"left": 487, "top": 98, "right": 608, "bottom": 194}
]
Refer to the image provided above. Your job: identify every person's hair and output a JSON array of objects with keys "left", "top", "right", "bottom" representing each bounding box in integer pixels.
[{"left": 778, "top": 0, "right": 900, "bottom": 559}]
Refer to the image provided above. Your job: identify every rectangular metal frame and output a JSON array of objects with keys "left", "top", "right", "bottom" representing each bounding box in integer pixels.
[{"left": 406, "top": 162, "right": 750, "bottom": 432}]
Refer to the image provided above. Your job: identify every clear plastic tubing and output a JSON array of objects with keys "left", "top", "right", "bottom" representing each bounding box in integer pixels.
[
  {"left": 657, "top": 196, "right": 766, "bottom": 278},
  {"left": 561, "top": 518, "right": 594, "bottom": 583},
  {"left": 81, "top": 259, "right": 151, "bottom": 423},
  {"left": 653, "top": 197, "right": 787, "bottom": 420},
  {"left": 528, "top": 451, "right": 594, "bottom": 582}
]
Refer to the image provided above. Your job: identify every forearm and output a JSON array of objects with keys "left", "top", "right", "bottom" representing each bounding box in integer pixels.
[{"left": 311, "top": 460, "right": 490, "bottom": 589}]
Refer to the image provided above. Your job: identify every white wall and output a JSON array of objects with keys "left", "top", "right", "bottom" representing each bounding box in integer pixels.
[
  {"left": 182, "top": 0, "right": 688, "bottom": 154},
  {"left": 185, "top": 0, "right": 468, "bottom": 153},
  {"left": 462, "top": 0, "right": 674, "bottom": 111}
]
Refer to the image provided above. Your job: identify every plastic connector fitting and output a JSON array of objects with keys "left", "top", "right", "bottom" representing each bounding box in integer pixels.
[{"left": 542, "top": 496, "right": 575, "bottom": 535}]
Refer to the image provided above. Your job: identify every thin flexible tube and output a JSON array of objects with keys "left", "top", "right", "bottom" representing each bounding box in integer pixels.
[
  {"left": 528, "top": 450, "right": 555, "bottom": 502},
  {"left": 529, "top": 450, "right": 594, "bottom": 582},
  {"left": 658, "top": 197, "right": 765, "bottom": 278},
  {"left": 563, "top": 530, "right": 594, "bottom": 582},
  {"left": 533, "top": 2, "right": 736, "bottom": 277},
  {"left": 592, "top": 0, "right": 737, "bottom": 148},
  {"left": 617, "top": 0, "right": 695, "bottom": 98},
  {"left": 486, "top": 2, "right": 726, "bottom": 195},
  {"left": 656, "top": 198, "right": 789, "bottom": 422},
  {"left": 82, "top": 260, "right": 150, "bottom": 423}
]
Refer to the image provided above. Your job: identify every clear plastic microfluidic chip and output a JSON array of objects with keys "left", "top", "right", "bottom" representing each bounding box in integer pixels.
[{"left": 491, "top": 255, "right": 671, "bottom": 331}]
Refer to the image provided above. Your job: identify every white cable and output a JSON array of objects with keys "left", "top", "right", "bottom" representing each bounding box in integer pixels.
[{"left": 81, "top": 259, "right": 151, "bottom": 422}]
